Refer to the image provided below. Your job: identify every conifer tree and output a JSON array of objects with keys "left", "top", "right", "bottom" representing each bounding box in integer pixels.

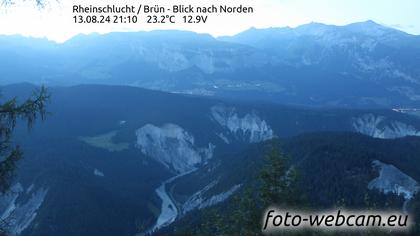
[
  {"left": 0, "top": 86, "right": 49, "bottom": 193},
  {"left": 0, "top": 86, "right": 48, "bottom": 235},
  {"left": 182, "top": 144, "right": 304, "bottom": 235}
]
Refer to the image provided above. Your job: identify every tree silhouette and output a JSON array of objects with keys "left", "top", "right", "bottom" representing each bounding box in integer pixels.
[
  {"left": 0, "top": 86, "right": 49, "bottom": 235},
  {"left": 0, "top": 86, "right": 49, "bottom": 193},
  {"left": 177, "top": 145, "right": 305, "bottom": 235}
]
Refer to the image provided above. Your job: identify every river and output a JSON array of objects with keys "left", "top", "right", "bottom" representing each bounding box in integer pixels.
[{"left": 148, "top": 170, "right": 195, "bottom": 233}]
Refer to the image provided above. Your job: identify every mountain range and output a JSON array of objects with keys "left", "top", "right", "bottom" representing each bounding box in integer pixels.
[
  {"left": 1, "top": 21, "right": 420, "bottom": 108},
  {"left": 1, "top": 20, "right": 420, "bottom": 236}
]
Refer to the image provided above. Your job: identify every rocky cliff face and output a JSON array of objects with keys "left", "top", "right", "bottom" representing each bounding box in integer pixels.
[
  {"left": 0, "top": 183, "right": 48, "bottom": 235},
  {"left": 181, "top": 180, "right": 241, "bottom": 215},
  {"left": 136, "top": 123, "right": 215, "bottom": 173},
  {"left": 211, "top": 105, "right": 274, "bottom": 143},
  {"left": 368, "top": 160, "right": 419, "bottom": 201},
  {"left": 352, "top": 114, "right": 420, "bottom": 139},
  {"left": 134, "top": 43, "right": 268, "bottom": 74}
]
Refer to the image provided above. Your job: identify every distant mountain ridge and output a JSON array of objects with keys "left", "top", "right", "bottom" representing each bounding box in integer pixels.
[{"left": 1, "top": 21, "right": 420, "bottom": 108}]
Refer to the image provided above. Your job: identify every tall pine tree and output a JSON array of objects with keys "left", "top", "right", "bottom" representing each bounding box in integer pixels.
[{"left": 0, "top": 86, "right": 49, "bottom": 235}]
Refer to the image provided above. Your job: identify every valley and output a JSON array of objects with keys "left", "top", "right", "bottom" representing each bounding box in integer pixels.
[
  {"left": 0, "top": 84, "right": 419, "bottom": 235},
  {"left": 0, "top": 19, "right": 420, "bottom": 235}
]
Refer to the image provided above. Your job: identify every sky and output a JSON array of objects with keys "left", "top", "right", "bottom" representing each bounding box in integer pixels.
[{"left": 0, "top": 0, "right": 419, "bottom": 42}]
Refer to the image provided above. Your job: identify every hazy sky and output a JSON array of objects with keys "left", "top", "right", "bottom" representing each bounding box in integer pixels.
[{"left": 0, "top": 0, "right": 419, "bottom": 42}]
